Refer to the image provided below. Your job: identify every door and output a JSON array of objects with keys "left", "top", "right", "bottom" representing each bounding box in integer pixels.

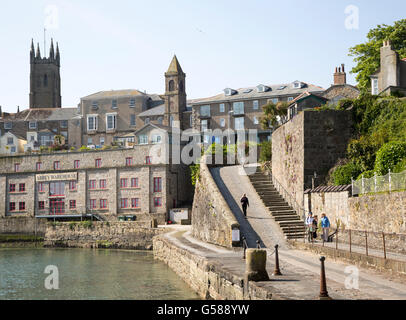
[{"left": 50, "top": 198, "right": 65, "bottom": 215}]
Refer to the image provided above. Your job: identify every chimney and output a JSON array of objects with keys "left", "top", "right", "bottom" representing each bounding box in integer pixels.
[{"left": 334, "top": 64, "right": 347, "bottom": 85}]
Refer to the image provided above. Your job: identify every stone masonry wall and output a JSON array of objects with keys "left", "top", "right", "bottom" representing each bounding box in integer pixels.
[
  {"left": 0, "top": 217, "right": 48, "bottom": 236},
  {"left": 272, "top": 110, "right": 353, "bottom": 216},
  {"left": 44, "top": 221, "right": 164, "bottom": 250},
  {"left": 191, "top": 160, "right": 240, "bottom": 248}
]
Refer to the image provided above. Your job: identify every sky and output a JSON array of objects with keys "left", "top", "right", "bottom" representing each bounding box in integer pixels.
[{"left": 0, "top": 0, "right": 405, "bottom": 113}]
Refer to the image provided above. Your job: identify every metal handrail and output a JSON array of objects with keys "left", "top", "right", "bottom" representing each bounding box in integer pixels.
[{"left": 262, "top": 163, "right": 306, "bottom": 221}]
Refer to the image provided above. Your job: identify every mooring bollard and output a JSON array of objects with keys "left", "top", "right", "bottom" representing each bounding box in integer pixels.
[
  {"left": 245, "top": 249, "right": 270, "bottom": 282},
  {"left": 242, "top": 237, "right": 247, "bottom": 260},
  {"left": 382, "top": 232, "right": 387, "bottom": 260},
  {"left": 319, "top": 256, "right": 331, "bottom": 300},
  {"left": 273, "top": 244, "right": 282, "bottom": 276}
]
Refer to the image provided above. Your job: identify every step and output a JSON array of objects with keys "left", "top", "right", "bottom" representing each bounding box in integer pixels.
[
  {"left": 267, "top": 206, "right": 293, "bottom": 211},
  {"left": 279, "top": 221, "right": 305, "bottom": 227},
  {"left": 274, "top": 216, "right": 303, "bottom": 222}
]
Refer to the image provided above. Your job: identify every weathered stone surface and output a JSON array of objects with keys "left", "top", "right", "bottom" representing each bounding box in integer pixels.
[
  {"left": 44, "top": 221, "right": 164, "bottom": 250},
  {"left": 245, "top": 249, "right": 269, "bottom": 282},
  {"left": 191, "top": 160, "right": 240, "bottom": 248},
  {"left": 0, "top": 216, "right": 47, "bottom": 236}
]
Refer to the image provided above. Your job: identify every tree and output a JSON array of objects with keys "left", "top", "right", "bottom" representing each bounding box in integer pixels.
[
  {"left": 349, "top": 19, "right": 406, "bottom": 92},
  {"left": 260, "top": 101, "right": 288, "bottom": 130}
]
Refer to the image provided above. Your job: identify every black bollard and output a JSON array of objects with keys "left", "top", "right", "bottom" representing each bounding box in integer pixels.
[
  {"left": 242, "top": 237, "right": 247, "bottom": 260},
  {"left": 273, "top": 244, "right": 282, "bottom": 276},
  {"left": 319, "top": 256, "right": 331, "bottom": 300}
]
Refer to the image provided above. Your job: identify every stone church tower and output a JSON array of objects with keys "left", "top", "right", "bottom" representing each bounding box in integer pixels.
[
  {"left": 29, "top": 39, "right": 61, "bottom": 109},
  {"left": 163, "top": 55, "right": 187, "bottom": 129}
]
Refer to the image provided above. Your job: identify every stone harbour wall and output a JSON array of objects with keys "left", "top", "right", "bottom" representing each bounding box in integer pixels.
[
  {"left": 0, "top": 216, "right": 47, "bottom": 236},
  {"left": 153, "top": 235, "right": 273, "bottom": 300},
  {"left": 191, "top": 160, "right": 240, "bottom": 248},
  {"left": 44, "top": 221, "right": 164, "bottom": 250}
]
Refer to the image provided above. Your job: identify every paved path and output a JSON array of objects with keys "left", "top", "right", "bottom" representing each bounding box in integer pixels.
[{"left": 208, "top": 165, "right": 406, "bottom": 300}]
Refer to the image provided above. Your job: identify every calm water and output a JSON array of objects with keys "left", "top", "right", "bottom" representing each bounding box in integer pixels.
[{"left": 0, "top": 248, "right": 200, "bottom": 300}]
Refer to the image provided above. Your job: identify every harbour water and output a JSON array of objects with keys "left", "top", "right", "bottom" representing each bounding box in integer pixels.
[{"left": 0, "top": 248, "right": 200, "bottom": 300}]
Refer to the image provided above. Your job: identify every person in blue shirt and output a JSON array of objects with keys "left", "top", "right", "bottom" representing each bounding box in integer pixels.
[{"left": 321, "top": 213, "right": 331, "bottom": 242}]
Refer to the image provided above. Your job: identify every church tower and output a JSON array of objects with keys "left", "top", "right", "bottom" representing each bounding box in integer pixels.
[
  {"left": 29, "top": 39, "right": 61, "bottom": 109},
  {"left": 163, "top": 55, "right": 187, "bottom": 129}
]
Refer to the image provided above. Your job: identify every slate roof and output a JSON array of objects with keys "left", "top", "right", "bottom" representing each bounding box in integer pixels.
[
  {"left": 304, "top": 185, "right": 352, "bottom": 194},
  {"left": 81, "top": 89, "right": 146, "bottom": 100},
  {"left": 0, "top": 108, "right": 78, "bottom": 121},
  {"left": 288, "top": 91, "right": 328, "bottom": 106},
  {"left": 138, "top": 104, "right": 165, "bottom": 117},
  {"left": 190, "top": 82, "right": 324, "bottom": 105},
  {"left": 166, "top": 55, "right": 184, "bottom": 74}
]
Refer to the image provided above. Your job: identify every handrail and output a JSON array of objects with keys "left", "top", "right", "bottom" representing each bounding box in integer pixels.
[{"left": 262, "top": 163, "right": 306, "bottom": 221}]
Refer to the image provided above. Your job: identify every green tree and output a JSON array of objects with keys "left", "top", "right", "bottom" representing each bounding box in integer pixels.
[
  {"left": 260, "top": 101, "right": 288, "bottom": 130},
  {"left": 349, "top": 19, "right": 406, "bottom": 92}
]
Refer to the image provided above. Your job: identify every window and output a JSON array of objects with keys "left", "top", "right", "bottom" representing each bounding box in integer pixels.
[
  {"left": 69, "top": 181, "right": 77, "bottom": 191},
  {"left": 9, "top": 202, "right": 16, "bottom": 212},
  {"left": 146, "top": 156, "right": 152, "bottom": 164},
  {"left": 50, "top": 182, "right": 65, "bottom": 196},
  {"left": 9, "top": 184, "right": 16, "bottom": 192},
  {"left": 234, "top": 117, "right": 245, "bottom": 130},
  {"left": 112, "top": 100, "right": 118, "bottom": 109},
  {"left": 14, "top": 164, "right": 20, "bottom": 172},
  {"left": 120, "top": 178, "right": 128, "bottom": 188},
  {"left": 106, "top": 113, "right": 117, "bottom": 130},
  {"left": 145, "top": 118, "right": 150, "bottom": 124},
  {"left": 169, "top": 116, "right": 174, "bottom": 127},
  {"left": 293, "top": 81, "right": 302, "bottom": 89},
  {"left": 54, "top": 161, "right": 60, "bottom": 170},
  {"left": 60, "top": 120, "right": 68, "bottom": 128},
  {"left": 169, "top": 80, "right": 175, "bottom": 92},
  {"left": 74, "top": 160, "right": 80, "bottom": 169},
  {"left": 219, "top": 104, "right": 225, "bottom": 113},
  {"left": 151, "top": 135, "right": 161, "bottom": 144},
  {"left": 126, "top": 157, "right": 133, "bottom": 166},
  {"left": 158, "top": 117, "right": 163, "bottom": 125},
  {"left": 154, "top": 197, "right": 162, "bottom": 207},
  {"left": 201, "top": 119, "right": 208, "bottom": 131},
  {"left": 189, "top": 115, "right": 193, "bottom": 127},
  {"left": 87, "top": 115, "right": 98, "bottom": 131},
  {"left": 19, "top": 202, "right": 25, "bottom": 211},
  {"left": 131, "top": 198, "right": 140, "bottom": 208},
  {"left": 233, "top": 102, "right": 245, "bottom": 115},
  {"left": 44, "top": 74, "right": 48, "bottom": 87},
  {"left": 38, "top": 182, "right": 44, "bottom": 193},
  {"left": 92, "top": 101, "right": 98, "bottom": 110},
  {"left": 200, "top": 105, "right": 211, "bottom": 117},
  {"left": 70, "top": 200, "right": 76, "bottom": 209},
  {"left": 100, "top": 179, "right": 107, "bottom": 189},
  {"left": 89, "top": 199, "right": 97, "bottom": 210},
  {"left": 131, "top": 178, "right": 139, "bottom": 188},
  {"left": 95, "top": 159, "right": 102, "bottom": 168},
  {"left": 38, "top": 201, "right": 45, "bottom": 210},
  {"left": 253, "top": 116, "right": 259, "bottom": 125},
  {"left": 287, "top": 97, "right": 293, "bottom": 102},
  {"left": 121, "top": 198, "right": 128, "bottom": 209},
  {"left": 36, "top": 162, "right": 42, "bottom": 171},
  {"left": 4, "top": 122, "right": 12, "bottom": 129},
  {"left": 139, "top": 135, "right": 148, "bottom": 145},
  {"left": 29, "top": 121, "right": 37, "bottom": 129},
  {"left": 253, "top": 100, "right": 259, "bottom": 110},
  {"left": 220, "top": 118, "right": 225, "bottom": 127},
  {"left": 89, "top": 180, "right": 96, "bottom": 190},
  {"left": 100, "top": 199, "right": 107, "bottom": 209},
  {"left": 129, "top": 98, "right": 136, "bottom": 107},
  {"left": 29, "top": 135, "right": 35, "bottom": 142},
  {"left": 372, "top": 78, "right": 379, "bottom": 95},
  {"left": 19, "top": 184, "right": 25, "bottom": 192},
  {"left": 154, "top": 177, "right": 162, "bottom": 193},
  {"left": 100, "top": 137, "right": 105, "bottom": 146},
  {"left": 7, "top": 137, "right": 14, "bottom": 145},
  {"left": 271, "top": 98, "right": 279, "bottom": 104},
  {"left": 11, "top": 147, "right": 16, "bottom": 153},
  {"left": 130, "top": 114, "right": 136, "bottom": 126},
  {"left": 87, "top": 138, "right": 93, "bottom": 145}
]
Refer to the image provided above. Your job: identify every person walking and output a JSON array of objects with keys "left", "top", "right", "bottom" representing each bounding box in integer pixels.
[
  {"left": 305, "top": 212, "right": 314, "bottom": 242},
  {"left": 321, "top": 213, "right": 331, "bottom": 242},
  {"left": 312, "top": 215, "right": 319, "bottom": 241},
  {"left": 240, "top": 194, "right": 249, "bottom": 219}
]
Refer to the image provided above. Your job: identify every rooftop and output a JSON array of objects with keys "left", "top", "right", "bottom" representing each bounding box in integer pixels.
[{"left": 81, "top": 89, "right": 146, "bottom": 100}]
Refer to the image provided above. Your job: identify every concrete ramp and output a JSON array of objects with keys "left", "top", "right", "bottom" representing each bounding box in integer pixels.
[{"left": 210, "top": 165, "right": 288, "bottom": 249}]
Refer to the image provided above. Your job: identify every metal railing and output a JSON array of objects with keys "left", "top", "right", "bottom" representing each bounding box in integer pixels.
[
  {"left": 352, "top": 169, "right": 406, "bottom": 196},
  {"left": 262, "top": 163, "right": 306, "bottom": 221}
]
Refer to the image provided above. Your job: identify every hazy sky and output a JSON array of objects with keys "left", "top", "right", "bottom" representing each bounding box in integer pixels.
[{"left": 0, "top": 0, "right": 405, "bottom": 112}]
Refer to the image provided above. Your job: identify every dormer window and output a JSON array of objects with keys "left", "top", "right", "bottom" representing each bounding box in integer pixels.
[
  {"left": 278, "top": 86, "right": 286, "bottom": 90},
  {"left": 292, "top": 81, "right": 303, "bottom": 89},
  {"left": 29, "top": 121, "right": 37, "bottom": 129},
  {"left": 257, "top": 85, "right": 270, "bottom": 93},
  {"left": 224, "top": 88, "right": 237, "bottom": 96}
]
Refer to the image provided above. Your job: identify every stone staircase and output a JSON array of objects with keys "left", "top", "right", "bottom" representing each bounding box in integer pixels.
[{"left": 248, "top": 170, "right": 306, "bottom": 240}]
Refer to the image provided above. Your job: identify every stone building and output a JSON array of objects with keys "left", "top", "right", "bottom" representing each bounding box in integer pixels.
[
  {"left": 370, "top": 40, "right": 406, "bottom": 96},
  {"left": 0, "top": 131, "right": 26, "bottom": 155},
  {"left": 0, "top": 131, "right": 192, "bottom": 224},
  {"left": 29, "top": 39, "right": 61, "bottom": 109},
  {"left": 190, "top": 81, "right": 324, "bottom": 143}
]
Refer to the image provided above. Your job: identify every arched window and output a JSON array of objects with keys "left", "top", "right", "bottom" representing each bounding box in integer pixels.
[
  {"left": 168, "top": 80, "right": 175, "bottom": 92},
  {"left": 179, "top": 80, "right": 184, "bottom": 93},
  {"left": 44, "top": 74, "right": 48, "bottom": 87}
]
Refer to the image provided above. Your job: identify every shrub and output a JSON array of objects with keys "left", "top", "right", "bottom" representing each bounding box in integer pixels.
[
  {"left": 356, "top": 170, "right": 375, "bottom": 180},
  {"left": 190, "top": 163, "right": 200, "bottom": 186},
  {"left": 259, "top": 141, "right": 272, "bottom": 163},
  {"left": 374, "top": 141, "right": 406, "bottom": 175},
  {"left": 331, "top": 161, "right": 362, "bottom": 185},
  {"left": 393, "top": 158, "right": 406, "bottom": 173}
]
